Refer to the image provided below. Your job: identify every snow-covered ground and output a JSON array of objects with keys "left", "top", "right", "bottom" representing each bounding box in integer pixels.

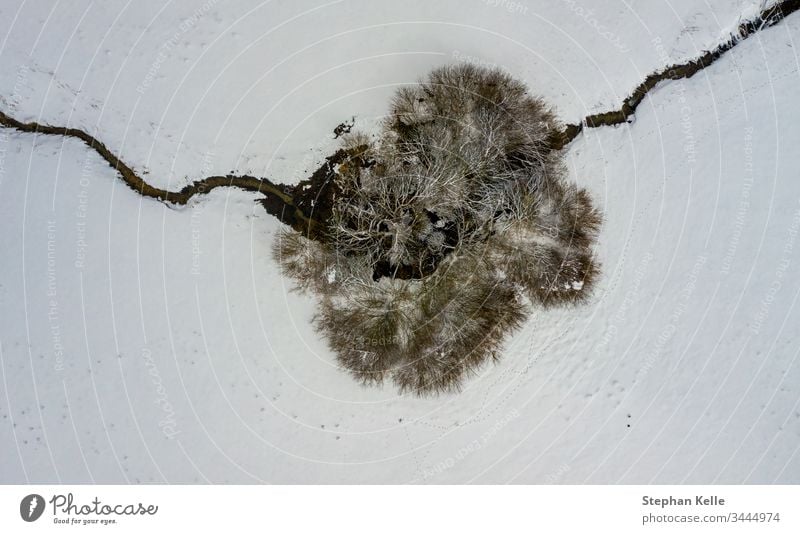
[{"left": 1, "top": 0, "right": 799, "bottom": 483}]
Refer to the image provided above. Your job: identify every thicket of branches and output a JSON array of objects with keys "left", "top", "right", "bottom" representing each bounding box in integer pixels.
[{"left": 273, "top": 64, "right": 600, "bottom": 395}]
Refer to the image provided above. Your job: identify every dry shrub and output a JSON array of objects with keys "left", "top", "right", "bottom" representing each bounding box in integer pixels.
[
  {"left": 271, "top": 229, "right": 332, "bottom": 293},
  {"left": 273, "top": 64, "right": 601, "bottom": 395},
  {"left": 391, "top": 255, "right": 528, "bottom": 394}
]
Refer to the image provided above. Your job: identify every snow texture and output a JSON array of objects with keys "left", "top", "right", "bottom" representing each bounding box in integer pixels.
[{"left": 1, "top": 0, "right": 799, "bottom": 483}]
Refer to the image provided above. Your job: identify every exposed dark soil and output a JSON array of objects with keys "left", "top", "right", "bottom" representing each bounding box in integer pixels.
[
  {"left": 332, "top": 117, "right": 355, "bottom": 138},
  {"left": 260, "top": 146, "right": 368, "bottom": 240}
]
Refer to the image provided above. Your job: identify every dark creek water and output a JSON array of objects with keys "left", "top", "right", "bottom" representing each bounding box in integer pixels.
[{"left": 1, "top": 0, "right": 797, "bottom": 232}]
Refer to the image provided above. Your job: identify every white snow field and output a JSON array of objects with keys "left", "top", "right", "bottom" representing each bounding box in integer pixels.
[{"left": 1, "top": 0, "right": 799, "bottom": 483}]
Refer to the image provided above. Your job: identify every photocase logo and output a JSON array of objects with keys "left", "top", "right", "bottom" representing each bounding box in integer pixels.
[{"left": 20, "top": 494, "right": 45, "bottom": 522}]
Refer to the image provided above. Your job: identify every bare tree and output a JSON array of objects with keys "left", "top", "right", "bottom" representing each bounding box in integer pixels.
[{"left": 274, "top": 64, "right": 601, "bottom": 395}]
